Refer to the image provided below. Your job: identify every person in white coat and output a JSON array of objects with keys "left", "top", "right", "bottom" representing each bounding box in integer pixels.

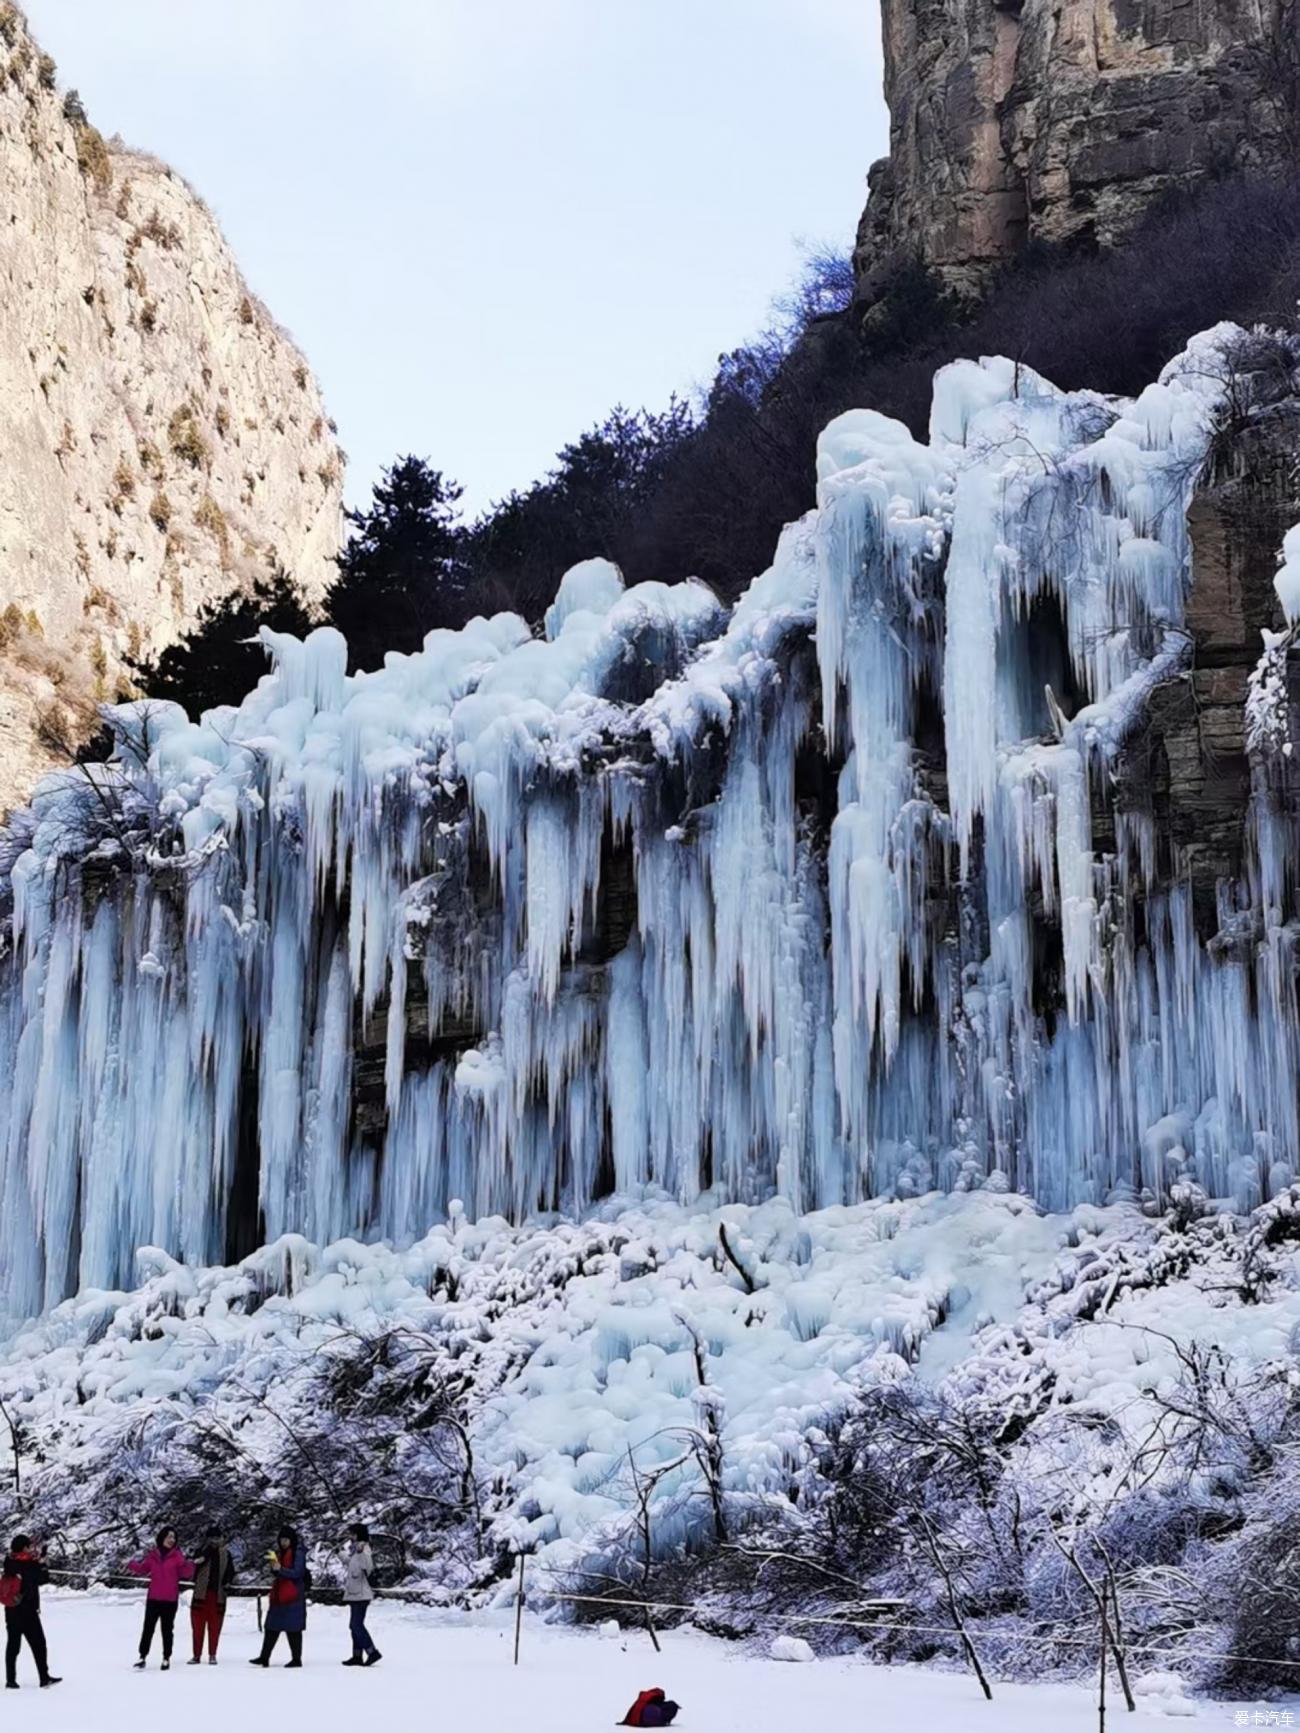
[{"left": 341, "top": 1524, "right": 380, "bottom": 1667}]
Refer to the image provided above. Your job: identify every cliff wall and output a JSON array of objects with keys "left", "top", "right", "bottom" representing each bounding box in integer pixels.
[
  {"left": 0, "top": 4, "right": 343, "bottom": 807},
  {"left": 855, "top": 0, "right": 1298, "bottom": 305}
]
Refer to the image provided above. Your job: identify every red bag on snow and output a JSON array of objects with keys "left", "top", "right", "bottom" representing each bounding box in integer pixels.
[
  {"left": 619, "top": 1688, "right": 680, "bottom": 1727},
  {"left": 0, "top": 1574, "right": 21, "bottom": 1611}
]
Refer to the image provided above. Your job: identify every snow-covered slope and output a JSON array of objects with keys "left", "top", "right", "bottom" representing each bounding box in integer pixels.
[
  {"left": 3, "top": 1189, "right": 1063, "bottom": 1562},
  {"left": 4, "top": 1184, "right": 1300, "bottom": 1688},
  {"left": 0, "top": 326, "right": 1268, "bottom": 1318}
]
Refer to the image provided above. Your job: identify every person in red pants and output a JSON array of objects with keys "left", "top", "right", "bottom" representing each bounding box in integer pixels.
[{"left": 189, "top": 1528, "right": 235, "bottom": 1665}]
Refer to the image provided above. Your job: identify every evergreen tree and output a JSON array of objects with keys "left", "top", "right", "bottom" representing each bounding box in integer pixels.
[
  {"left": 128, "top": 568, "right": 314, "bottom": 719},
  {"left": 327, "top": 456, "right": 467, "bottom": 669},
  {"left": 464, "top": 400, "right": 695, "bottom": 621}
]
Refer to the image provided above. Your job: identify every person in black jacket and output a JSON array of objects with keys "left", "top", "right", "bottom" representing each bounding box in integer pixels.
[{"left": 2, "top": 1535, "right": 60, "bottom": 1689}]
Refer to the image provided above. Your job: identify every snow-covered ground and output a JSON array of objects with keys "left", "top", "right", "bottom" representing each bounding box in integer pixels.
[
  {"left": 13, "top": 1591, "right": 1288, "bottom": 1728},
  {"left": 0, "top": 1189, "right": 1119, "bottom": 1564}
]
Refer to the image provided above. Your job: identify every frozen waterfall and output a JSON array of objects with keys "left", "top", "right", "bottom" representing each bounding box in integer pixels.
[{"left": 0, "top": 324, "right": 1282, "bottom": 1317}]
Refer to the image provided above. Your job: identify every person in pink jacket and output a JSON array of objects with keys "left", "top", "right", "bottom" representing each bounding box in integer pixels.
[{"left": 126, "top": 1528, "right": 193, "bottom": 1671}]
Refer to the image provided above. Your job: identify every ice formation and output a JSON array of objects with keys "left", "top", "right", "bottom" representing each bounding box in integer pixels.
[
  {"left": 0, "top": 324, "right": 1277, "bottom": 1317},
  {"left": 1275, "top": 522, "right": 1300, "bottom": 623}
]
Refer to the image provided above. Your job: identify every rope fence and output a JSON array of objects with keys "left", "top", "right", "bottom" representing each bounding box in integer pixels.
[
  {"left": 37, "top": 1560, "right": 1300, "bottom": 1662},
  {"left": 542, "top": 1587, "right": 1300, "bottom": 1669}
]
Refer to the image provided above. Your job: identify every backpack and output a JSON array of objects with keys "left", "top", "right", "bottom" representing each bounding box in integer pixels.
[
  {"left": 0, "top": 1574, "right": 21, "bottom": 1611},
  {"left": 620, "top": 1688, "right": 680, "bottom": 1727}
]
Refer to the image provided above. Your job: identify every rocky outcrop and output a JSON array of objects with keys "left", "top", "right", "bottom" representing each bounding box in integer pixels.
[
  {"left": 1115, "top": 397, "right": 1300, "bottom": 931},
  {"left": 855, "top": 0, "right": 1298, "bottom": 306},
  {"left": 0, "top": 4, "right": 343, "bottom": 809}
]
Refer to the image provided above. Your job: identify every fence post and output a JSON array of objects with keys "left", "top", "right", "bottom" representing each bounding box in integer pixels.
[
  {"left": 256, "top": 1591, "right": 263, "bottom": 1634},
  {"left": 643, "top": 1593, "right": 662, "bottom": 1655},
  {"left": 1097, "top": 1593, "right": 1108, "bottom": 1733},
  {"left": 513, "top": 1553, "right": 526, "bottom": 1665}
]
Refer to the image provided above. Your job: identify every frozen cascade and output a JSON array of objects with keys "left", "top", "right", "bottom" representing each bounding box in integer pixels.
[{"left": 0, "top": 323, "right": 1287, "bottom": 1318}]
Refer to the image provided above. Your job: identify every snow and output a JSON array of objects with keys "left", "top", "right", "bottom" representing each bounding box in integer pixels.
[
  {"left": 1134, "top": 1671, "right": 1199, "bottom": 1718},
  {"left": 769, "top": 1633, "right": 816, "bottom": 1662},
  {"left": 2, "top": 1183, "right": 1300, "bottom": 1696},
  {"left": 1275, "top": 523, "right": 1300, "bottom": 623},
  {"left": 14, "top": 1592, "right": 1291, "bottom": 1729},
  {"left": 544, "top": 556, "right": 627, "bottom": 640},
  {"left": 0, "top": 323, "right": 1261, "bottom": 1318},
  {"left": 1248, "top": 629, "right": 1293, "bottom": 758}
]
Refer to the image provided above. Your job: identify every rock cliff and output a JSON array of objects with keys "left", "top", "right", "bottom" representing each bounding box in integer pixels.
[
  {"left": 0, "top": 3, "right": 343, "bottom": 809},
  {"left": 1119, "top": 401, "right": 1300, "bottom": 932},
  {"left": 855, "top": 0, "right": 1298, "bottom": 306}
]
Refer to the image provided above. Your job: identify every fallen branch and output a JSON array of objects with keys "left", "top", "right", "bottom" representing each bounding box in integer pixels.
[{"left": 915, "top": 1512, "right": 993, "bottom": 1701}]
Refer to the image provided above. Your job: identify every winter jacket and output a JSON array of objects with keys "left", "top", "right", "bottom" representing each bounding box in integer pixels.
[
  {"left": 191, "top": 1544, "right": 235, "bottom": 1605},
  {"left": 127, "top": 1546, "right": 194, "bottom": 1602},
  {"left": 265, "top": 1546, "right": 307, "bottom": 1634},
  {"left": 343, "top": 1544, "right": 374, "bottom": 1604},
  {"left": 1, "top": 1552, "right": 48, "bottom": 1617}
]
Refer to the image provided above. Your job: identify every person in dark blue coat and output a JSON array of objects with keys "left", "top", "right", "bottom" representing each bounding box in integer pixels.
[{"left": 249, "top": 1527, "right": 307, "bottom": 1669}]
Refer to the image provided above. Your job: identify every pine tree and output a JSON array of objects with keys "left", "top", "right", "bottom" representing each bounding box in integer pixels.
[
  {"left": 128, "top": 568, "right": 314, "bottom": 719},
  {"left": 463, "top": 400, "right": 694, "bottom": 622},
  {"left": 327, "top": 456, "right": 467, "bottom": 670}
]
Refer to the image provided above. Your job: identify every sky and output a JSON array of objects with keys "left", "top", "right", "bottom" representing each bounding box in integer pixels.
[{"left": 23, "top": 1, "right": 887, "bottom": 516}]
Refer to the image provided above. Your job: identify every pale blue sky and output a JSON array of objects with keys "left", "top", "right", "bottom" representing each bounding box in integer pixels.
[{"left": 25, "top": 1, "right": 886, "bottom": 514}]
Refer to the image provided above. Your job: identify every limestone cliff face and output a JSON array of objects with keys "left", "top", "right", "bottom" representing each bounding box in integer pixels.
[
  {"left": 0, "top": 4, "right": 343, "bottom": 808},
  {"left": 1112, "top": 402, "right": 1300, "bottom": 934},
  {"left": 856, "top": 0, "right": 1298, "bottom": 304}
]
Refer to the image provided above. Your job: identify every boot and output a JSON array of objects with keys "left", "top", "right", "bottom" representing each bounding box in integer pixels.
[
  {"left": 188, "top": 1657, "right": 202, "bottom": 1665},
  {"left": 39, "top": 1678, "right": 61, "bottom": 1688},
  {"left": 161, "top": 1658, "right": 170, "bottom": 1672},
  {"left": 133, "top": 1658, "right": 146, "bottom": 1670},
  {"left": 342, "top": 1655, "right": 364, "bottom": 1666},
  {"left": 365, "top": 1651, "right": 382, "bottom": 1666}
]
